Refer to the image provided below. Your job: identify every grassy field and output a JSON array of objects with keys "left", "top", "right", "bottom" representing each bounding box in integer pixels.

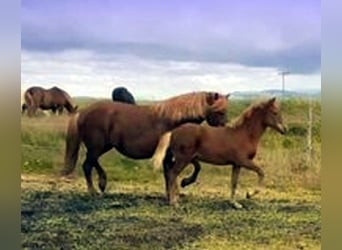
[{"left": 21, "top": 98, "right": 321, "bottom": 249}]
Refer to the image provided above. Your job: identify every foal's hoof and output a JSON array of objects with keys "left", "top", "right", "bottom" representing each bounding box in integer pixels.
[
  {"left": 180, "top": 180, "right": 186, "bottom": 188},
  {"left": 230, "top": 201, "right": 243, "bottom": 209},
  {"left": 179, "top": 193, "right": 186, "bottom": 198},
  {"left": 246, "top": 189, "right": 261, "bottom": 199},
  {"left": 168, "top": 198, "right": 179, "bottom": 207}
]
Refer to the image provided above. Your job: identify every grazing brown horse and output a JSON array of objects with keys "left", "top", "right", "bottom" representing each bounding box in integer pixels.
[
  {"left": 62, "top": 91, "right": 230, "bottom": 195},
  {"left": 21, "top": 102, "right": 63, "bottom": 116},
  {"left": 154, "top": 97, "right": 286, "bottom": 208},
  {"left": 23, "top": 86, "right": 78, "bottom": 117}
]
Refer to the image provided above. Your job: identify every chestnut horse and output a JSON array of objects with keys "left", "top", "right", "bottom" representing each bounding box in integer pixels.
[
  {"left": 112, "top": 87, "right": 136, "bottom": 104},
  {"left": 154, "top": 97, "right": 286, "bottom": 208},
  {"left": 23, "top": 86, "right": 78, "bottom": 117},
  {"left": 62, "top": 92, "right": 230, "bottom": 195}
]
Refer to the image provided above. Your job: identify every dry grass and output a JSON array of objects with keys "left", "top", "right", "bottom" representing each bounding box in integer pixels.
[{"left": 21, "top": 98, "right": 321, "bottom": 249}]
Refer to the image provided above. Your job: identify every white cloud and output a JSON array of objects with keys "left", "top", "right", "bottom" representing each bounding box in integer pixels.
[{"left": 21, "top": 50, "right": 321, "bottom": 100}]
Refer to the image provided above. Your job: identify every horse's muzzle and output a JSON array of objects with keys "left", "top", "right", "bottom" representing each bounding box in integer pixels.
[{"left": 277, "top": 123, "right": 287, "bottom": 135}]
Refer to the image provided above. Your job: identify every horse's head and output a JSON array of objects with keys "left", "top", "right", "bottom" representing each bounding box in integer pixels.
[
  {"left": 262, "top": 97, "right": 287, "bottom": 134},
  {"left": 205, "top": 93, "right": 230, "bottom": 126}
]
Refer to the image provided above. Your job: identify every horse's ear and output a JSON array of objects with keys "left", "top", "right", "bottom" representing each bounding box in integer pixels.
[
  {"left": 225, "top": 93, "right": 231, "bottom": 99},
  {"left": 74, "top": 105, "right": 78, "bottom": 111},
  {"left": 206, "top": 92, "right": 220, "bottom": 105}
]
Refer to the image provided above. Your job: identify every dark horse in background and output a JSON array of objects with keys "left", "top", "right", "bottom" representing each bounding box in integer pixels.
[
  {"left": 112, "top": 87, "right": 136, "bottom": 104},
  {"left": 153, "top": 97, "right": 286, "bottom": 207},
  {"left": 62, "top": 91, "right": 230, "bottom": 195},
  {"left": 21, "top": 102, "right": 63, "bottom": 116},
  {"left": 22, "top": 86, "right": 78, "bottom": 117}
]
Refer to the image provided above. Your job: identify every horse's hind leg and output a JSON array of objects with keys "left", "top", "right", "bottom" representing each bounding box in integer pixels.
[
  {"left": 180, "top": 159, "right": 201, "bottom": 188},
  {"left": 92, "top": 145, "right": 112, "bottom": 193},
  {"left": 27, "top": 105, "right": 37, "bottom": 117},
  {"left": 94, "top": 160, "right": 107, "bottom": 193},
  {"left": 82, "top": 154, "right": 98, "bottom": 195}
]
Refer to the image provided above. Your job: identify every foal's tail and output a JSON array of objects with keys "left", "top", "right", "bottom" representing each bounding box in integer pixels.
[
  {"left": 151, "top": 132, "right": 172, "bottom": 170},
  {"left": 61, "top": 112, "right": 81, "bottom": 176}
]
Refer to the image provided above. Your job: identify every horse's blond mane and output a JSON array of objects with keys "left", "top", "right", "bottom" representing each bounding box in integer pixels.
[
  {"left": 231, "top": 99, "right": 271, "bottom": 128},
  {"left": 150, "top": 92, "right": 209, "bottom": 122}
]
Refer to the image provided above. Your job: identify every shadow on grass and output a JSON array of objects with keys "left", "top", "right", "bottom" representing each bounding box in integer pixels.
[
  {"left": 22, "top": 190, "right": 168, "bottom": 216},
  {"left": 21, "top": 189, "right": 320, "bottom": 249},
  {"left": 22, "top": 190, "right": 207, "bottom": 249}
]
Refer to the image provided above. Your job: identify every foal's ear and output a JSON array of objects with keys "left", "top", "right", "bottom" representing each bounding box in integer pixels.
[
  {"left": 268, "top": 97, "right": 276, "bottom": 105},
  {"left": 225, "top": 93, "right": 231, "bottom": 99}
]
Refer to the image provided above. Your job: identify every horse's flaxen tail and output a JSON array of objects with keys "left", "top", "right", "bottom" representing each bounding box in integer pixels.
[
  {"left": 24, "top": 89, "right": 34, "bottom": 107},
  {"left": 61, "top": 113, "right": 81, "bottom": 176},
  {"left": 151, "top": 132, "right": 172, "bottom": 170}
]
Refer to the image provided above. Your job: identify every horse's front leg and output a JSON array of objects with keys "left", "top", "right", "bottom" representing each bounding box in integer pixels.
[{"left": 230, "top": 164, "right": 243, "bottom": 209}]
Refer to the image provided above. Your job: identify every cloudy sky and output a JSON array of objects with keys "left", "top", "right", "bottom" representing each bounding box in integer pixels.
[{"left": 21, "top": 0, "right": 321, "bottom": 99}]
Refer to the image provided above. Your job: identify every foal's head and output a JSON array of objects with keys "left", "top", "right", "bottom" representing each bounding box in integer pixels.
[
  {"left": 261, "top": 97, "right": 287, "bottom": 134},
  {"left": 234, "top": 97, "right": 287, "bottom": 134}
]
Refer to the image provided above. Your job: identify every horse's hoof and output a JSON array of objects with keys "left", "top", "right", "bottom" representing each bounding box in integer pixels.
[
  {"left": 99, "top": 185, "right": 106, "bottom": 193},
  {"left": 231, "top": 201, "right": 243, "bottom": 209},
  {"left": 88, "top": 189, "right": 99, "bottom": 197},
  {"left": 98, "top": 192, "right": 106, "bottom": 198}
]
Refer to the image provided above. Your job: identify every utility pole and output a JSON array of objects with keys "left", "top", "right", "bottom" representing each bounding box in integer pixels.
[{"left": 278, "top": 71, "right": 290, "bottom": 97}]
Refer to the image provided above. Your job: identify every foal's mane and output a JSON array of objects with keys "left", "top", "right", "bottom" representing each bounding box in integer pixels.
[
  {"left": 150, "top": 92, "right": 209, "bottom": 122},
  {"left": 231, "top": 99, "right": 271, "bottom": 128}
]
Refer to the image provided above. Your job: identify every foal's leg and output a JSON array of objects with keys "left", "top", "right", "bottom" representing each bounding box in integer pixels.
[
  {"left": 163, "top": 148, "right": 175, "bottom": 204},
  {"left": 238, "top": 159, "right": 265, "bottom": 199},
  {"left": 167, "top": 160, "right": 188, "bottom": 205},
  {"left": 230, "top": 165, "right": 243, "bottom": 209},
  {"left": 180, "top": 159, "right": 201, "bottom": 188}
]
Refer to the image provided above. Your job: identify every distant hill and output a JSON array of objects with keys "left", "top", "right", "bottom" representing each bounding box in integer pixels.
[
  {"left": 73, "top": 89, "right": 321, "bottom": 103},
  {"left": 231, "top": 89, "right": 321, "bottom": 99}
]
